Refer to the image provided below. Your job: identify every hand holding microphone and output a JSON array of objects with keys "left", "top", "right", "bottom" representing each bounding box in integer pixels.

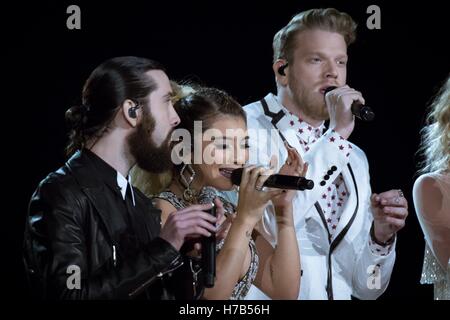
[
  {"left": 324, "top": 85, "right": 374, "bottom": 139},
  {"left": 271, "top": 142, "right": 310, "bottom": 209},
  {"left": 233, "top": 165, "right": 286, "bottom": 226},
  {"left": 230, "top": 167, "right": 314, "bottom": 191},
  {"left": 197, "top": 187, "right": 219, "bottom": 288}
]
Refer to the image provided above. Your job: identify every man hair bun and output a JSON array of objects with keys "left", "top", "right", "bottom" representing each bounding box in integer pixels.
[{"left": 65, "top": 104, "right": 89, "bottom": 129}]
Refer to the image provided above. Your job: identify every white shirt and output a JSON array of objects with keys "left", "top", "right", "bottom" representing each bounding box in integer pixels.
[{"left": 116, "top": 172, "right": 136, "bottom": 206}]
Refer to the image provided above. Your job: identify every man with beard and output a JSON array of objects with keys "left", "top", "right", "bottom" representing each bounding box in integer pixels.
[
  {"left": 23, "top": 56, "right": 218, "bottom": 299},
  {"left": 242, "top": 9, "right": 408, "bottom": 299}
]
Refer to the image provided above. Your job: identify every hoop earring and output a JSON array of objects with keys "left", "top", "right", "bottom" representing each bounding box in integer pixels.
[{"left": 179, "top": 163, "right": 197, "bottom": 202}]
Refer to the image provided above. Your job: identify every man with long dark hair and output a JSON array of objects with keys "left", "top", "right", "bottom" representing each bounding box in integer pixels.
[{"left": 23, "top": 56, "right": 218, "bottom": 299}]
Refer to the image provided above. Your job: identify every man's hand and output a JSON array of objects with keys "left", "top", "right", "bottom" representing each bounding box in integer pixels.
[
  {"left": 159, "top": 203, "right": 218, "bottom": 251},
  {"left": 325, "top": 85, "right": 365, "bottom": 139},
  {"left": 371, "top": 189, "right": 408, "bottom": 243}
]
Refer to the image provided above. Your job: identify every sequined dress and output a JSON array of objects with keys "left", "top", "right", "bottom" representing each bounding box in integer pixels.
[
  {"left": 420, "top": 244, "right": 450, "bottom": 300},
  {"left": 154, "top": 190, "right": 259, "bottom": 300},
  {"left": 419, "top": 172, "right": 450, "bottom": 300}
]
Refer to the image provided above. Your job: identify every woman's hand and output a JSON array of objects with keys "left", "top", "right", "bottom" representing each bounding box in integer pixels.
[
  {"left": 216, "top": 214, "right": 235, "bottom": 242},
  {"left": 236, "top": 164, "right": 284, "bottom": 226},
  {"left": 271, "top": 142, "right": 308, "bottom": 210}
]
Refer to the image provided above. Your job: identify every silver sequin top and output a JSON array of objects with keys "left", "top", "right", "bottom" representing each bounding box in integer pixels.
[
  {"left": 154, "top": 190, "right": 259, "bottom": 300},
  {"left": 420, "top": 245, "right": 450, "bottom": 300},
  {"left": 419, "top": 172, "right": 450, "bottom": 300}
]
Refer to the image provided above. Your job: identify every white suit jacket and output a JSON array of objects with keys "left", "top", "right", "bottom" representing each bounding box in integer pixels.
[{"left": 240, "top": 93, "right": 396, "bottom": 300}]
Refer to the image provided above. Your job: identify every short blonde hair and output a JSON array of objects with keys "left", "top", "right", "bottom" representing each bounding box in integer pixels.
[
  {"left": 273, "top": 8, "right": 357, "bottom": 63},
  {"left": 418, "top": 75, "right": 450, "bottom": 173}
]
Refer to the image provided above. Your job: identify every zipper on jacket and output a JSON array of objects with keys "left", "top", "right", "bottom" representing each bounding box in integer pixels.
[{"left": 128, "top": 254, "right": 184, "bottom": 298}]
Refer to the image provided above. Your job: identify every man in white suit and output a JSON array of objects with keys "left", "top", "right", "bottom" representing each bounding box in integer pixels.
[{"left": 243, "top": 8, "right": 409, "bottom": 300}]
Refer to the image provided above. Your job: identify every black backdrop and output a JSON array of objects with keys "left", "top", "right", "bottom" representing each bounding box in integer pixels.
[{"left": 3, "top": 0, "right": 449, "bottom": 300}]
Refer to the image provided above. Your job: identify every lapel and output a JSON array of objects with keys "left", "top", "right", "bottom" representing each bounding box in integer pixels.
[
  {"left": 132, "top": 189, "right": 162, "bottom": 240},
  {"left": 258, "top": 94, "right": 361, "bottom": 249},
  {"left": 82, "top": 186, "right": 117, "bottom": 242},
  {"left": 310, "top": 162, "right": 359, "bottom": 250},
  {"left": 65, "top": 151, "right": 120, "bottom": 243},
  {"left": 333, "top": 160, "right": 359, "bottom": 238},
  {"left": 258, "top": 94, "right": 305, "bottom": 168}
]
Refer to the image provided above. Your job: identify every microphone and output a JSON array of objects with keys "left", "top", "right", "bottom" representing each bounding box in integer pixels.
[
  {"left": 324, "top": 86, "right": 375, "bottom": 121},
  {"left": 197, "top": 186, "right": 217, "bottom": 288},
  {"left": 230, "top": 168, "right": 314, "bottom": 191}
]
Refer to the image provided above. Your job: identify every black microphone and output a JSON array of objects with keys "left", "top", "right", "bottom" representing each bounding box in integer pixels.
[
  {"left": 324, "top": 86, "right": 375, "bottom": 121},
  {"left": 230, "top": 168, "right": 314, "bottom": 191},
  {"left": 197, "top": 186, "right": 217, "bottom": 288}
]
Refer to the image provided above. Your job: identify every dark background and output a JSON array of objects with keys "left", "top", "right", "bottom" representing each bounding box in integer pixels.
[{"left": 3, "top": 0, "right": 449, "bottom": 300}]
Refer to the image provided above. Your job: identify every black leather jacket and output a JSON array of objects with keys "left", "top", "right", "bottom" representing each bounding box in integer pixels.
[{"left": 23, "top": 150, "right": 182, "bottom": 299}]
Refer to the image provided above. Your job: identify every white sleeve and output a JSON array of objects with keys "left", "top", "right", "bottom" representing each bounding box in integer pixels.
[
  {"left": 350, "top": 153, "right": 396, "bottom": 300},
  {"left": 351, "top": 217, "right": 396, "bottom": 299}
]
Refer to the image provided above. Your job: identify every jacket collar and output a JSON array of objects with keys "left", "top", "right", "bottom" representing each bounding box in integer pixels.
[
  {"left": 65, "top": 149, "right": 119, "bottom": 191},
  {"left": 64, "top": 149, "right": 160, "bottom": 245},
  {"left": 263, "top": 93, "right": 326, "bottom": 143},
  {"left": 65, "top": 150, "right": 124, "bottom": 242}
]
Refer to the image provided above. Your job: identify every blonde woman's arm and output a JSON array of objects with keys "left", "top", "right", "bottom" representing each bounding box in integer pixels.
[{"left": 413, "top": 174, "right": 450, "bottom": 270}]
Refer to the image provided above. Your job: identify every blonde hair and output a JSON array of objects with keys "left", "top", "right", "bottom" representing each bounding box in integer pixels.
[
  {"left": 131, "top": 81, "right": 196, "bottom": 197},
  {"left": 417, "top": 75, "right": 450, "bottom": 174},
  {"left": 273, "top": 8, "right": 357, "bottom": 63}
]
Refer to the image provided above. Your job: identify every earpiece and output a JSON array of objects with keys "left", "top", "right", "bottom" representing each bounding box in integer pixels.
[
  {"left": 278, "top": 63, "right": 288, "bottom": 76},
  {"left": 128, "top": 107, "right": 137, "bottom": 119},
  {"left": 128, "top": 100, "right": 140, "bottom": 119}
]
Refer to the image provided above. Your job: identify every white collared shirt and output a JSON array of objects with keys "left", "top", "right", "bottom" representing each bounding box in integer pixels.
[{"left": 116, "top": 172, "right": 136, "bottom": 206}]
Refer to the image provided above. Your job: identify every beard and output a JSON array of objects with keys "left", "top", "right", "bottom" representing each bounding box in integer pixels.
[
  {"left": 289, "top": 74, "right": 329, "bottom": 121},
  {"left": 128, "top": 109, "right": 174, "bottom": 173}
]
